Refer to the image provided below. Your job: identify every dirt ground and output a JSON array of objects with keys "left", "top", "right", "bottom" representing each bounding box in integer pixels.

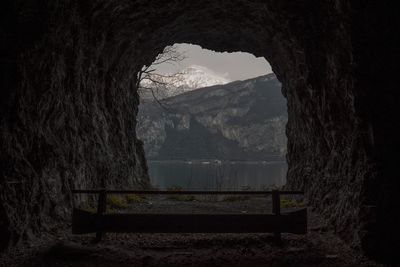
[{"left": 0, "top": 197, "right": 386, "bottom": 267}]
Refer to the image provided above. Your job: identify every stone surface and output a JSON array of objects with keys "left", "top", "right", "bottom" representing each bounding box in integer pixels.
[{"left": 0, "top": 0, "right": 399, "bottom": 263}]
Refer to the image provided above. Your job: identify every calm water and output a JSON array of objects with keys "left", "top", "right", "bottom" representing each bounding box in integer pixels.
[{"left": 148, "top": 160, "right": 287, "bottom": 190}]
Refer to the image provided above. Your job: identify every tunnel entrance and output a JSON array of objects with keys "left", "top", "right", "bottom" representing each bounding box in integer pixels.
[
  {"left": 1, "top": 1, "right": 398, "bottom": 264},
  {"left": 136, "top": 43, "right": 288, "bottom": 192}
]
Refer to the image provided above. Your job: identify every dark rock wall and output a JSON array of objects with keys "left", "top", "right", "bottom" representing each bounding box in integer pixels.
[
  {"left": 0, "top": 1, "right": 149, "bottom": 249},
  {"left": 0, "top": 0, "right": 398, "bottom": 262},
  {"left": 350, "top": 2, "right": 400, "bottom": 261}
]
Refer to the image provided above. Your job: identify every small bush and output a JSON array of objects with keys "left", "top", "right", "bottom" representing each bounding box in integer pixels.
[
  {"left": 82, "top": 202, "right": 97, "bottom": 213},
  {"left": 106, "top": 195, "right": 128, "bottom": 209},
  {"left": 166, "top": 186, "right": 195, "bottom": 201},
  {"left": 280, "top": 196, "right": 304, "bottom": 208},
  {"left": 125, "top": 194, "right": 147, "bottom": 203}
]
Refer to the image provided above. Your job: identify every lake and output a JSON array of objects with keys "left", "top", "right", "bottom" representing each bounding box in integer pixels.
[{"left": 148, "top": 160, "right": 287, "bottom": 190}]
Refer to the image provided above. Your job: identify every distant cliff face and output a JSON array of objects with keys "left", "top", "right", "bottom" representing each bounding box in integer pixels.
[{"left": 137, "top": 74, "right": 287, "bottom": 160}]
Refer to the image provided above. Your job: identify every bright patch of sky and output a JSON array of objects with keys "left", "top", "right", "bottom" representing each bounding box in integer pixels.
[{"left": 153, "top": 43, "right": 272, "bottom": 82}]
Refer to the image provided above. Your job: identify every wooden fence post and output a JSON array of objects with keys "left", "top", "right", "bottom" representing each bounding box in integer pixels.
[
  {"left": 95, "top": 188, "right": 107, "bottom": 242},
  {"left": 272, "top": 190, "right": 281, "bottom": 244}
]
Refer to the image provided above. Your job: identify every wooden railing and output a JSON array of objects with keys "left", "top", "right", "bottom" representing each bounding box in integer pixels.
[{"left": 71, "top": 189, "right": 306, "bottom": 243}]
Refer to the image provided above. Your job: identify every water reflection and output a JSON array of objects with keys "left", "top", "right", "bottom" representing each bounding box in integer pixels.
[{"left": 148, "top": 160, "right": 287, "bottom": 190}]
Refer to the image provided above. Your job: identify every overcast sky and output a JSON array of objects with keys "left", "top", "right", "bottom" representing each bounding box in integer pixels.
[{"left": 153, "top": 43, "right": 272, "bottom": 81}]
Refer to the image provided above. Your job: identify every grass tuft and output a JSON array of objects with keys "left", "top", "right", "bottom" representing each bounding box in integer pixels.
[
  {"left": 106, "top": 195, "right": 128, "bottom": 209},
  {"left": 166, "top": 186, "right": 195, "bottom": 201},
  {"left": 82, "top": 202, "right": 97, "bottom": 213},
  {"left": 125, "top": 194, "right": 147, "bottom": 203},
  {"left": 280, "top": 196, "right": 305, "bottom": 208}
]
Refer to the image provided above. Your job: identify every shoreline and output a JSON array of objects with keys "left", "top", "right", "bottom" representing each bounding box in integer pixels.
[{"left": 147, "top": 159, "right": 287, "bottom": 164}]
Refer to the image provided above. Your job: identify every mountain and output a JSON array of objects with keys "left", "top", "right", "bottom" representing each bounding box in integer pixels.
[
  {"left": 173, "top": 65, "right": 231, "bottom": 88},
  {"left": 139, "top": 65, "right": 230, "bottom": 99},
  {"left": 137, "top": 73, "right": 287, "bottom": 161}
]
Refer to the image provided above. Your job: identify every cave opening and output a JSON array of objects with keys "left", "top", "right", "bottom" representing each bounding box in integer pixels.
[
  {"left": 136, "top": 43, "right": 288, "bottom": 191},
  {"left": 1, "top": 1, "right": 399, "bottom": 264}
]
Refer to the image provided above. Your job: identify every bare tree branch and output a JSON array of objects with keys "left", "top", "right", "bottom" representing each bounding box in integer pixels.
[{"left": 137, "top": 45, "right": 187, "bottom": 111}]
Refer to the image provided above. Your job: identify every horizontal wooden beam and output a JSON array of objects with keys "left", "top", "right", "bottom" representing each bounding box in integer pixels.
[
  {"left": 72, "top": 208, "right": 307, "bottom": 235},
  {"left": 71, "top": 189, "right": 304, "bottom": 195}
]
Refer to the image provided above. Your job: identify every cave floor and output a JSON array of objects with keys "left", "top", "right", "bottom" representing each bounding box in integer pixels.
[{"left": 1, "top": 197, "right": 383, "bottom": 267}]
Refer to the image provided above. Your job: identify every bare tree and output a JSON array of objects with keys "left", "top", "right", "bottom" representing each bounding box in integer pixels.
[{"left": 137, "top": 45, "right": 186, "bottom": 110}]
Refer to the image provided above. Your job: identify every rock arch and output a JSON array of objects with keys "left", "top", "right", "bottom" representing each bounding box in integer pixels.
[{"left": 0, "top": 0, "right": 398, "bottom": 263}]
